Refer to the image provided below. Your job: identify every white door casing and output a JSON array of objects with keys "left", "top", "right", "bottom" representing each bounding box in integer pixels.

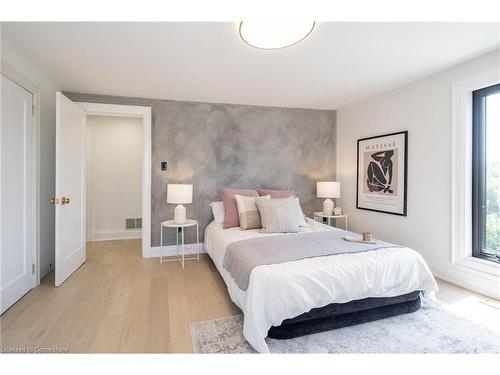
[
  {"left": 55, "top": 92, "right": 86, "bottom": 287},
  {"left": 77, "top": 102, "right": 152, "bottom": 258},
  {"left": 0, "top": 74, "right": 35, "bottom": 313}
]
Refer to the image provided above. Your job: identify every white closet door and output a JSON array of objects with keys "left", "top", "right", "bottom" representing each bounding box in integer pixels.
[
  {"left": 1, "top": 74, "right": 35, "bottom": 314},
  {"left": 55, "top": 92, "right": 87, "bottom": 287}
]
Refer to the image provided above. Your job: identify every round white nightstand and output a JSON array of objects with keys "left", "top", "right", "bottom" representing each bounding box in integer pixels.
[
  {"left": 160, "top": 219, "right": 199, "bottom": 268},
  {"left": 313, "top": 212, "right": 348, "bottom": 231}
]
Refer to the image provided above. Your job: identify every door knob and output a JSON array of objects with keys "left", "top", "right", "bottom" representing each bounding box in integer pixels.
[
  {"left": 50, "top": 198, "right": 59, "bottom": 205},
  {"left": 61, "top": 197, "right": 70, "bottom": 205}
]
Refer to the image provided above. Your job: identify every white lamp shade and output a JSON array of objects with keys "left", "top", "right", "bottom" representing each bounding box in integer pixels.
[
  {"left": 167, "top": 184, "right": 193, "bottom": 204},
  {"left": 317, "top": 181, "right": 340, "bottom": 198}
]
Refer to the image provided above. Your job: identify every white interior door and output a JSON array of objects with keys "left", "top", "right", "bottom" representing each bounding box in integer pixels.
[
  {"left": 55, "top": 92, "right": 86, "bottom": 287},
  {"left": 1, "top": 74, "right": 35, "bottom": 314}
]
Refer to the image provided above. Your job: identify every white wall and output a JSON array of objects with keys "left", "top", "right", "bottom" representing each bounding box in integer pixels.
[
  {"left": 337, "top": 49, "right": 500, "bottom": 298},
  {"left": 86, "top": 115, "right": 143, "bottom": 241},
  {"left": 1, "top": 41, "right": 59, "bottom": 279}
]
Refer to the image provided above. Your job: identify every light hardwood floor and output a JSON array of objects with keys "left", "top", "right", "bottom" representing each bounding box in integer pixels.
[
  {"left": 0, "top": 239, "right": 240, "bottom": 353},
  {"left": 1, "top": 239, "right": 498, "bottom": 353}
]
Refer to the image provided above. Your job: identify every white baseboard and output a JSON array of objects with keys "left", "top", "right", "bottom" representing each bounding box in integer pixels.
[
  {"left": 432, "top": 264, "right": 500, "bottom": 300},
  {"left": 149, "top": 242, "right": 206, "bottom": 258},
  {"left": 90, "top": 229, "right": 142, "bottom": 242}
]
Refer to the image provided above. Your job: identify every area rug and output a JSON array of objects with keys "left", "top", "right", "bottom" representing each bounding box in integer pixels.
[{"left": 190, "top": 302, "right": 500, "bottom": 353}]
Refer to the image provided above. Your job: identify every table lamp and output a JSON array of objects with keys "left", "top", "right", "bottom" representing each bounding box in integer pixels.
[
  {"left": 167, "top": 184, "right": 193, "bottom": 224},
  {"left": 317, "top": 181, "right": 340, "bottom": 216}
]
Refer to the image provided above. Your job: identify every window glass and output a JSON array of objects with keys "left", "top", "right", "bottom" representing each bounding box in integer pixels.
[{"left": 485, "top": 92, "right": 500, "bottom": 258}]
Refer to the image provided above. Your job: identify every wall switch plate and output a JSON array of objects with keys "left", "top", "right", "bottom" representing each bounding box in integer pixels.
[{"left": 161, "top": 161, "right": 167, "bottom": 171}]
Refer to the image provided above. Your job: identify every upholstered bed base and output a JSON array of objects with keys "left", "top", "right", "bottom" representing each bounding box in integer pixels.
[{"left": 268, "top": 291, "right": 421, "bottom": 339}]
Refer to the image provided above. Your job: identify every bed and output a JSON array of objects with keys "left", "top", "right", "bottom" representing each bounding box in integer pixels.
[{"left": 204, "top": 217, "right": 438, "bottom": 353}]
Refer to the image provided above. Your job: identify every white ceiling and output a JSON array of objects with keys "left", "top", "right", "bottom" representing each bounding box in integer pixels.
[{"left": 2, "top": 22, "right": 499, "bottom": 109}]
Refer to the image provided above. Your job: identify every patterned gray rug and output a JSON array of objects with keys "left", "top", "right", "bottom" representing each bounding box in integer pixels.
[{"left": 190, "top": 303, "right": 500, "bottom": 353}]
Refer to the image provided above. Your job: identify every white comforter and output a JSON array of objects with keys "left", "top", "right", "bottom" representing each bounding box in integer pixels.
[{"left": 204, "top": 218, "right": 438, "bottom": 353}]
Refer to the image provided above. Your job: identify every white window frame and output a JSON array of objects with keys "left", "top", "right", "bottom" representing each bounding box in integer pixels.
[{"left": 451, "top": 69, "right": 500, "bottom": 278}]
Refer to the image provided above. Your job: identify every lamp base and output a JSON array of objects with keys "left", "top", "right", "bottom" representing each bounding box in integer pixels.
[
  {"left": 323, "top": 199, "right": 334, "bottom": 216},
  {"left": 174, "top": 204, "right": 187, "bottom": 224}
]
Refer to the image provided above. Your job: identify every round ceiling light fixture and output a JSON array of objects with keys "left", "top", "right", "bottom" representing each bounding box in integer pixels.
[{"left": 239, "top": 21, "right": 315, "bottom": 50}]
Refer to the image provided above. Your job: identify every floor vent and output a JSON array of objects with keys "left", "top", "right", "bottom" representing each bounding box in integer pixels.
[
  {"left": 125, "top": 218, "right": 142, "bottom": 230},
  {"left": 125, "top": 218, "right": 136, "bottom": 229}
]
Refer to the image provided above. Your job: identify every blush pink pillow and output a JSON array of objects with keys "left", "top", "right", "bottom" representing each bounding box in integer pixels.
[
  {"left": 219, "top": 187, "right": 259, "bottom": 229},
  {"left": 256, "top": 189, "right": 295, "bottom": 198}
]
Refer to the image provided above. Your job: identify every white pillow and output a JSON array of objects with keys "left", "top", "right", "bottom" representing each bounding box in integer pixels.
[
  {"left": 209, "top": 201, "right": 225, "bottom": 223},
  {"left": 293, "top": 198, "right": 309, "bottom": 227}
]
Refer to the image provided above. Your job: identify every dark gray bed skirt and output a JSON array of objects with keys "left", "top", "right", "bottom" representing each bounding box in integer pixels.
[{"left": 268, "top": 291, "right": 421, "bottom": 339}]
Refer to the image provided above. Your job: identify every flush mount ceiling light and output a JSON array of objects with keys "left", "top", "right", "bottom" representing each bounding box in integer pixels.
[{"left": 239, "top": 21, "right": 315, "bottom": 50}]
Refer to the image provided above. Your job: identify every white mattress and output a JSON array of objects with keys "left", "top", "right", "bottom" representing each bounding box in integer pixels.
[{"left": 204, "top": 218, "right": 438, "bottom": 353}]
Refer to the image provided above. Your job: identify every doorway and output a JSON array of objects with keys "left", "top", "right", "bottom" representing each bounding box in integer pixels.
[
  {"left": 86, "top": 115, "right": 144, "bottom": 242},
  {"left": 54, "top": 97, "right": 152, "bottom": 287}
]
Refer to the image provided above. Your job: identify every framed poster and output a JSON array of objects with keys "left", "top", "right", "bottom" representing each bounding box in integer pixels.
[{"left": 356, "top": 131, "right": 408, "bottom": 216}]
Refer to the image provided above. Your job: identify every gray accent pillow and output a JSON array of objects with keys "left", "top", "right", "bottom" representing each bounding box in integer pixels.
[{"left": 256, "top": 197, "right": 300, "bottom": 233}]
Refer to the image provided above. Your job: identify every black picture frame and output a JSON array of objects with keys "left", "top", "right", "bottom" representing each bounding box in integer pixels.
[{"left": 356, "top": 131, "right": 408, "bottom": 216}]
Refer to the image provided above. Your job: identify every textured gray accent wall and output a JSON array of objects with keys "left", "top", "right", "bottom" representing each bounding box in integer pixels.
[{"left": 64, "top": 92, "right": 337, "bottom": 247}]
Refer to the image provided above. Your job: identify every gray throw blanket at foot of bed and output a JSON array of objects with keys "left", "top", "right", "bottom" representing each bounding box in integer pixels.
[{"left": 223, "top": 230, "right": 401, "bottom": 290}]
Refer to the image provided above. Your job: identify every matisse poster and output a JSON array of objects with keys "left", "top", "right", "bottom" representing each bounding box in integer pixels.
[{"left": 356, "top": 131, "right": 408, "bottom": 216}]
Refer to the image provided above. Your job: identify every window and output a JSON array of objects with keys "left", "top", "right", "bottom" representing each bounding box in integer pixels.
[{"left": 472, "top": 83, "right": 500, "bottom": 263}]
